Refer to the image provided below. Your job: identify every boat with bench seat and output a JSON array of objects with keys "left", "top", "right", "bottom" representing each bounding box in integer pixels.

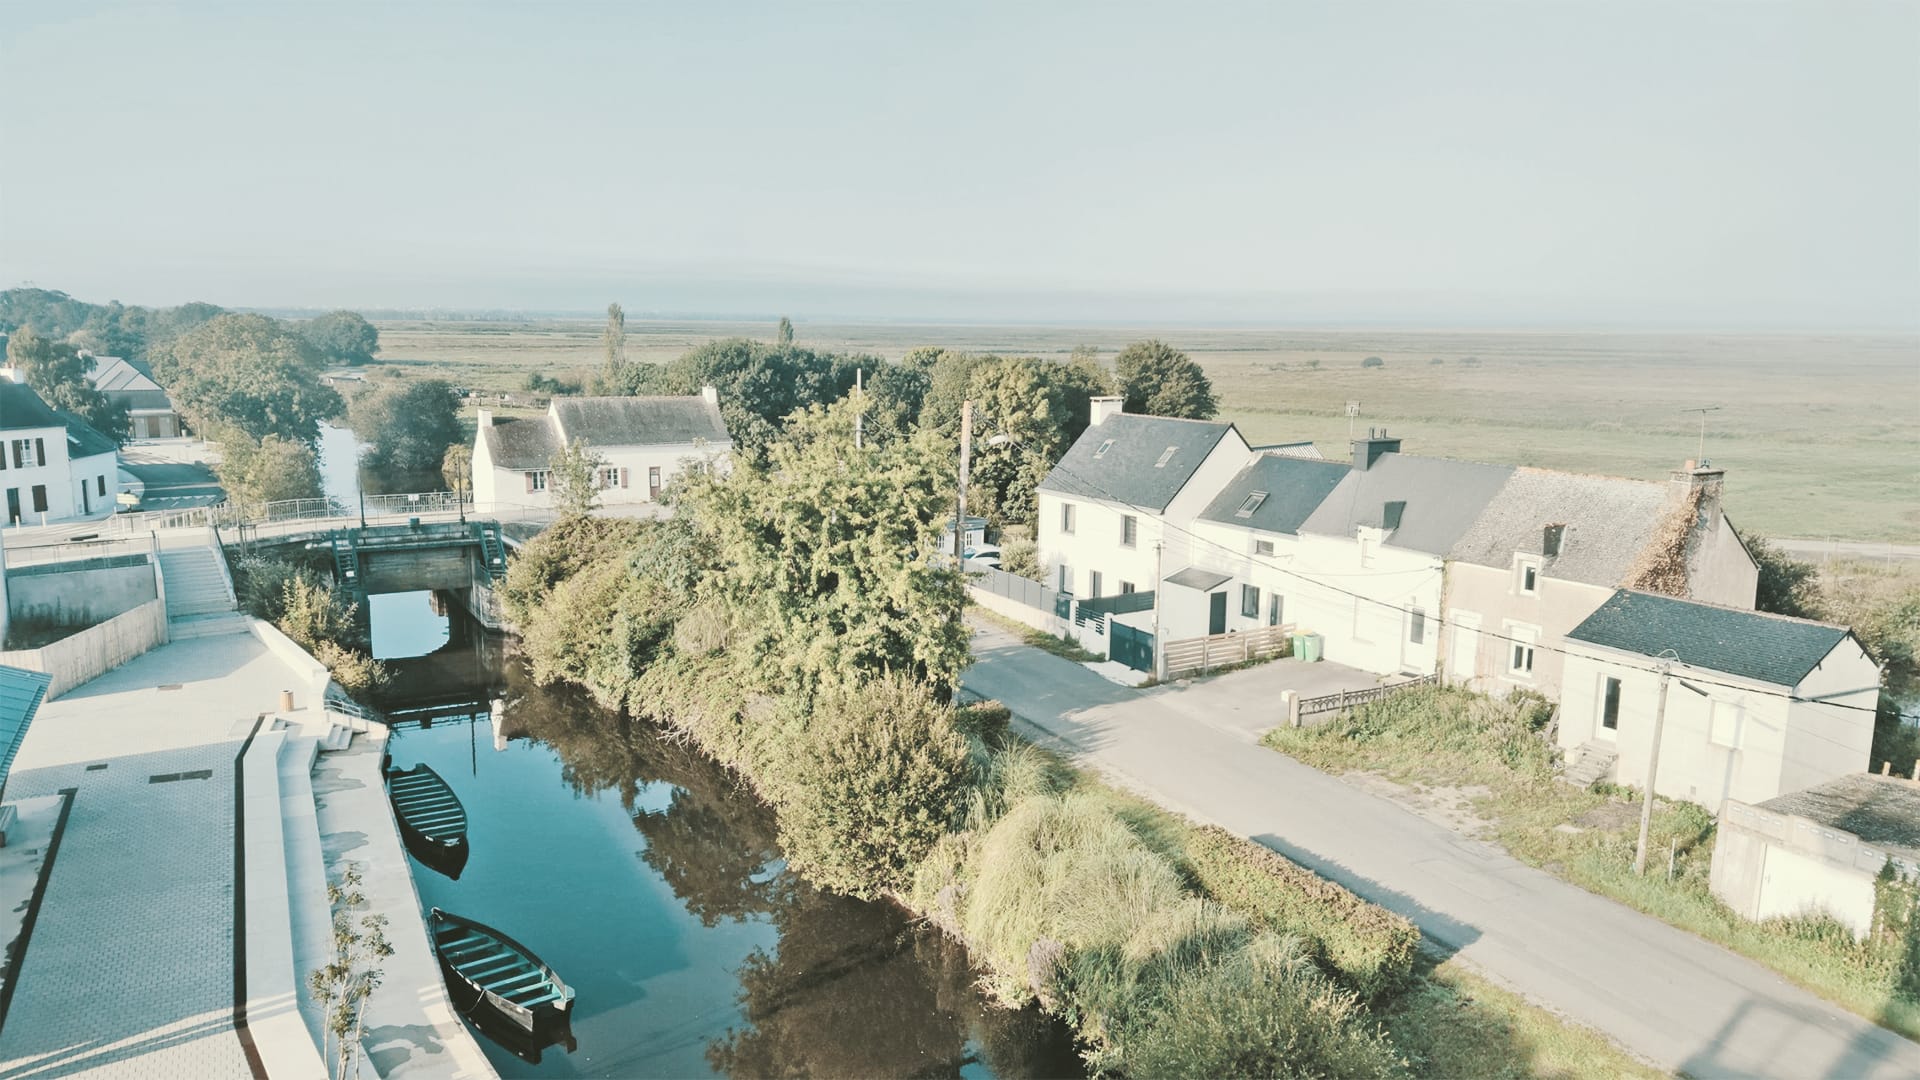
[
  {"left": 430, "top": 908, "right": 576, "bottom": 1038},
  {"left": 386, "top": 763, "right": 469, "bottom": 878}
]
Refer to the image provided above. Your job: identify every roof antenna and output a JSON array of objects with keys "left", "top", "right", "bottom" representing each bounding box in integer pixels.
[{"left": 1679, "top": 406, "right": 1722, "bottom": 466}]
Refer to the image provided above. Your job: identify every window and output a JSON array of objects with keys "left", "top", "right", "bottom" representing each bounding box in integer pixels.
[
  {"left": 1254, "top": 539, "right": 1274, "bottom": 556},
  {"left": 1510, "top": 642, "right": 1535, "bottom": 675},
  {"left": 1543, "top": 524, "right": 1567, "bottom": 558},
  {"left": 1709, "top": 700, "right": 1743, "bottom": 748},
  {"left": 1121, "top": 515, "right": 1137, "bottom": 547},
  {"left": 1267, "top": 593, "right": 1283, "bottom": 626},
  {"left": 527, "top": 470, "right": 549, "bottom": 492},
  {"left": 1408, "top": 607, "right": 1426, "bottom": 645},
  {"left": 1518, "top": 559, "right": 1539, "bottom": 594},
  {"left": 1060, "top": 502, "right": 1076, "bottom": 534},
  {"left": 30, "top": 485, "right": 47, "bottom": 513},
  {"left": 1093, "top": 439, "right": 1114, "bottom": 459},
  {"left": 97, "top": 475, "right": 107, "bottom": 497},
  {"left": 1600, "top": 677, "right": 1622, "bottom": 731},
  {"left": 1241, "top": 584, "right": 1260, "bottom": 617},
  {"left": 1120, "top": 581, "right": 1137, "bottom": 594},
  {"left": 1058, "top": 564, "right": 1072, "bottom": 593},
  {"left": 1235, "top": 491, "right": 1268, "bottom": 518},
  {"left": 9, "top": 440, "right": 24, "bottom": 469},
  {"left": 1154, "top": 446, "right": 1177, "bottom": 468},
  {"left": 1357, "top": 535, "right": 1373, "bottom": 568},
  {"left": 1090, "top": 571, "right": 1103, "bottom": 598},
  {"left": 599, "top": 466, "right": 621, "bottom": 489}
]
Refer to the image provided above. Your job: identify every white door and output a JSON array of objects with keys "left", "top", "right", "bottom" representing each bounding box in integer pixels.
[{"left": 1448, "top": 611, "right": 1480, "bottom": 684}]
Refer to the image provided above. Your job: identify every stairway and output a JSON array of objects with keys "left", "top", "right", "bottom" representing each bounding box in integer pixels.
[
  {"left": 475, "top": 521, "right": 508, "bottom": 580},
  {"left": 1561, "top": 741, "right": 1619, "bottom": 789},
  {"left": 157, "top": 546, "right": 237, "bottom": 620}
]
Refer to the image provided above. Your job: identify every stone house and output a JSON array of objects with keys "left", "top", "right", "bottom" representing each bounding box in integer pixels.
[{"left": 471, "top": 388, "right": 732, "bottom": 513}]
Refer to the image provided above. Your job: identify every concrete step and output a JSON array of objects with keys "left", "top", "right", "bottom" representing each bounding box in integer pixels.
[
  {"left": 1561, "top": 741, "right": 1619, "bottom": 789},
  {"left": 279, "top": 735, "right": 333, "bottom": 1059},
  {"left": 167, "top": 611, "right": 252, "bottom": 639},
  {"left": 321, "top": 723, "right": 354, "bottom": 753},
  {"left": 159, "top": 547, "right": 237, "bottom": 616}
]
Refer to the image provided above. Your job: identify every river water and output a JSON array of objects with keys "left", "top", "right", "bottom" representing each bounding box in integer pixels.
[{"left": 365, "top": 592, "right": 1081, "bottom": 1079}]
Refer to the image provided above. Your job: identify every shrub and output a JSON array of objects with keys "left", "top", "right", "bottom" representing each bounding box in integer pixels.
[
  {"left": 314, "top": 641, "right": 391, "bottom": 696},
  {"left": 1185, "top": 825, "right": 1419, "bottom": 1000},
  {"left": 768, "top": 675, "right": 976, "bottom": 898},
  {"left": 279, "top": 577, "right": 366, "bottom": 654},
  {"left": 1000, "top": 538, "right": 1043, "bottom": 581},
  {"left": 1361, "top": 356, "right": 1385, "bottom": 369}
]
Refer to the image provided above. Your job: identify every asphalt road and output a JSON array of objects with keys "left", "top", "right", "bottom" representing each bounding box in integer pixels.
[{"left": 962, "top": 620, "right": 1920, "bottom": 1080}]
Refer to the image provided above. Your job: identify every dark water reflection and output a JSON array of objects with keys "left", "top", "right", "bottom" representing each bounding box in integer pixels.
[{"left": 374, "top": 593, "right": 1082, "bottom": 1079}]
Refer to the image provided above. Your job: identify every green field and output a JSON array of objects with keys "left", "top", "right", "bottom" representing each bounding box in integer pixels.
[{"left": 368, "top": 320, "right": 1918, "bottom": 541}]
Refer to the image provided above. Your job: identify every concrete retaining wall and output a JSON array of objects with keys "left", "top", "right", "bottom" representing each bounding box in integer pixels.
[
  {"left": 0, "top": 597, "right": 169, "bottom": 699},
  {"left": 247, "top": 618, "right": 333, "bottom": 713},
  {"left": 967, "top": 585, "right": 1109, "bottom": 657},
  {"left": 6, "top": 555, "right": 158, "bottom": 628}
]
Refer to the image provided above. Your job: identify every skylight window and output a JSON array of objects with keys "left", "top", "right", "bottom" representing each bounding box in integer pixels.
[
  {"left": 1235, "top": 491, "right": 1268, "bottom": 518},
  {"left": 1154, "top": 447, "right": 1178, "bottom": 468},
  {"left": 1093, "top": 439, "right": 1115, "bottom": 460}
]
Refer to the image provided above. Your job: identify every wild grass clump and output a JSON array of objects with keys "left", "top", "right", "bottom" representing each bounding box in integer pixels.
[{"left": 1185, "top": 825, "right": 1419, "bottom": 1001}]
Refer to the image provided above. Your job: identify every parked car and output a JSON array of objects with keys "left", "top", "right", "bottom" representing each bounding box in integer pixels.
[{"left": 963, "top": 544, "right": 1002, "bottom": 570}]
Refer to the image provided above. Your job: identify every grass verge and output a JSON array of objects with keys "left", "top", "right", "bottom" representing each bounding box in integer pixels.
[
  {"left": 970, "top": 604, "right": 1106, "bottom": 663},
  {"left": 1264, "top": 685, "right": 1920, "bottom": 1042}
]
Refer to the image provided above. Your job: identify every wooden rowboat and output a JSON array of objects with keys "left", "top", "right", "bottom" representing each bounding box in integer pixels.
[
  {"left": 387, "top": 763, "right": 469, "bottom": 879},
  {"left": 430, "top": 908, "right": 576, "bottom": 1037}
]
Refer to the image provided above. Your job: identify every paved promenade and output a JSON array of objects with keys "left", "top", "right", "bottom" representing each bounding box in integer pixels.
[
  {"left": 963, "top": 619, "right": 1920, "bottom": 1080},
  {"left": 0, "top": 631, "right": 305, "bottom": 1079}
]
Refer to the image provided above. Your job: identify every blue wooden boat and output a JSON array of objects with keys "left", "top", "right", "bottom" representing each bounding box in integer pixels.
[
  {"left": 430, "top": 908, "right": 576, "bottom": 1036},
  {"left": 387, "top": 763, "right": 469, "bottom": 877}
]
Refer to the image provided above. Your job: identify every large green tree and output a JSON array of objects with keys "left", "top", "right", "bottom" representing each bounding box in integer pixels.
[
  {"left": 548, "top": 437, "right": 606, "bottom": 519},
  {"left": 301, "top": 310, "right": 380, "bottom": 366},
  {"left": 1114, "top": 339, "right": 1217, "bottom": 419},
  {"left": 6, "top": 329, "right": 129, "bottom": 444},
  {"left": 347, "top": 377, "right": 463, "bottom": 479},
  {"left": 152, "top": 313, "right": 343, "bottom": 444},
  {"left": 216, "top": 428, "right": 324, "bottom": 510},
  {"left": 962, "top": 354, "right": 1110, "bottom": 524}
]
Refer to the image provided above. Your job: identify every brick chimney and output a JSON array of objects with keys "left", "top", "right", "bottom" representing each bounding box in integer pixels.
[
  {"left": 1350, "top": 426, "right": 1402, "bottom": 471},
  {"left": 1670, "top": 458, "right": 1727, "bottom": 528},
  {"left": 1090, "top": 396, "right": 1124, "bottom": 426},
  {"left": 476, "top": 408, "right": 494, "bottom": 429}
]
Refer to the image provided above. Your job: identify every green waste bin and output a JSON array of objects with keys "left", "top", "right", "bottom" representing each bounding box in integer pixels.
[{"left": 1298, "top": 633, "right": 1324, "bottom": 663}]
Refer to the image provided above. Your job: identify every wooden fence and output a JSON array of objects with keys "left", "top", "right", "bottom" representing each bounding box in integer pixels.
[
  {"left": 1296, "top": 674, "right": 1440, "bottom": 720},
  {"left": 1163, "top": 624, "right": 1293, "bottom": 679}
]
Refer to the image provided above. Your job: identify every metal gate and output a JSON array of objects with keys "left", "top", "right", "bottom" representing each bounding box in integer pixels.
[{"left": 1111, "top": 622, "right": 1155, "bottom": 673}]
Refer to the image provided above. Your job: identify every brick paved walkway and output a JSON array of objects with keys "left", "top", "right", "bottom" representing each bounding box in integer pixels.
[{"left": 0, "top": 743, "right": 252, "bottom": 1079}]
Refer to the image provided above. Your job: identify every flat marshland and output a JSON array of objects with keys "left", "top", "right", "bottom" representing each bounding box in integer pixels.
[{"left": 372, "top": 320, "right": 1917, "bottom": 541}]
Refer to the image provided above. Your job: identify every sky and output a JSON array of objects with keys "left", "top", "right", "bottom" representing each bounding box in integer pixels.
[{"left": 2, "top": 1, "right": 1916, "bottom": 327}]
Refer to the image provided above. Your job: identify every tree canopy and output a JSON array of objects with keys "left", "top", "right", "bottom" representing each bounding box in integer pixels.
[
  {"left": 301, "top": 310, "right": 380, "bottom": 366},
  {"left": 1114, "top": 339, "right": 1217, "bottom": 420},
  {"left": 347, "top": 377, "right": 463, "bottom": 481},
  {"left": 215, "top": 429, "right": 324, "bottom": 510},
  {"left": 5, "top": 329, "right": 129, "bottom": 444},
  {"left": 548, "top": 437, "right": 606, "bottom": 518},
  {"left": 0, "top": 288, "right": 223, "bottom": 361},
  {"left": 151, "top": 313, "right": 343, "bottom": 445}
]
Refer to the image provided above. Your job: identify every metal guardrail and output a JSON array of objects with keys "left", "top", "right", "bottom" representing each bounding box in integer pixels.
[{"left": 1297, "top": 673, "right": 1440, "bottom": 718}]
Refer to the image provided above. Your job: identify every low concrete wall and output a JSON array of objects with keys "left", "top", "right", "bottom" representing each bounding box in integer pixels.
[
  {"left": 6, "top": 554, "right": 158, "bottom": 627},
  {"left": 967, "top": 585, "right": 1108, "bottom": 657},
  {"left": 246, "top": 618, "right": 333, "bottom": 713},
  {"left": 0, "top": 597, "right": 169, "bottom": 700}
]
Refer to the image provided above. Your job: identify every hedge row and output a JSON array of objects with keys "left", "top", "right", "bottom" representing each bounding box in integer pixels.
[{"left": 1185, "top": 824, "right": 1421, "bottom": 1000}]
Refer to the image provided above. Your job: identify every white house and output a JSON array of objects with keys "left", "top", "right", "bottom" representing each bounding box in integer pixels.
[
  {"left": 1279, "top": 433, "right": 1513, "bottom": 676},
  {"left": 0, "top": 381, "right": 120, "bottom": 526},
  {"left": 85, "top": 356, "right": 185, "bottom": 440},
  {"left": 1442, "top": 464, "right": 1761, "bottom": 700},
  {"left": 1711, "top": 773, "right": 1918, "bottom": 939},
  {"left": 1559, "top": 589, "right": 1881, "bottom": 810},
  {"left": 1034, "top": 396, "right": 1251, "bottom": 602},
  {"left": 472, "top": 388, "right": 733, "bottom": 513}
]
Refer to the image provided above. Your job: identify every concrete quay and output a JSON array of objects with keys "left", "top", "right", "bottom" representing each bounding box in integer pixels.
[{"left": 0, "top": 621, "right": 492, "bottom": 1079}]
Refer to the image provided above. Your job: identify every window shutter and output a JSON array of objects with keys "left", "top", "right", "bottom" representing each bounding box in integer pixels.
[
  {"left": 35, "top": 438, "right": 46, "bottom": 466},
  {"left": 525, "top": 471, "right": 535, "bottom": 494},
  {"left": 621, "top": 467, "right": 629, "bottom": 489}
]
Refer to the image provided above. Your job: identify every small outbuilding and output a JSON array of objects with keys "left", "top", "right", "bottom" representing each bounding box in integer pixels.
[{"left": 1711, "top": 773, "right": 1920, "bottom": 938}]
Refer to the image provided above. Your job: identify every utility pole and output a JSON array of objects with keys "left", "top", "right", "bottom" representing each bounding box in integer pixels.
[
  {"left": 1633, "top": 650, "right": 1679, "bottom": 876},
  {"left": 955, "top": 399, "right": 972, "bottom": 559},
  {"left": 1151, "top": 538, "right": 1166, "bottom": 680}
]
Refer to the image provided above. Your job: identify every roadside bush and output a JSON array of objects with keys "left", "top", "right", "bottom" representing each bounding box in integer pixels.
[
  {"left": 1185, "top": 825, "right": 1419, "bottom": 1000},
  {"left": 1361, "top": 356, "right": 1385, "bottom": 369},
  {"left": 232, "top": 553, "right": 326, "bottom": 623},
  {"left": 767, "top": 675, "right": 976, "bottom": 898},
  {"left": 1000, "top": 538, "right": 1042, "bottom": 581},
  {"left": 279, "top": 576, "right": 366, "bottom": 654}
]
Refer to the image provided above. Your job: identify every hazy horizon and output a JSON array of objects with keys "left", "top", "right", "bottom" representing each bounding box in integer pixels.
[{"left": 4, "top": 2, "right": 1916, "bottom": 330}]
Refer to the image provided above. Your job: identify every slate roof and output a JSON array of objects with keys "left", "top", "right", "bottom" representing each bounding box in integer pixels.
[
  {"left": 0, "top": 381, "right": 64, "bottom": 432},
  {"left": 480, "top": 417, "right": 563, "bottom": 470},
  {"left": 1567, "top": 588, "right": 1853, "bottom": 687},
  {"left": 0, "top": 665, "right": 53, "bottom": 801},
  {"left": 60, "top": 412, "right": 118, "bottom": 458},
  {"left": 1450, "top": 468, "right": 1672, "bottom": 586},
  {"left": 85, "top": 356, "right": 176, "bottom": 412},
  {"left": 1199, "top": 454, "right": 1350, "bottom": 535},
  {"left": 1037, "top": 414, "right": 1236, "bottom": 513},
  {"left": 1300, "top": 453, "right": 1514, "bottom": 555},
  {"left": 1757, "top": 774, "right": 1920, "bottom": 863},
  {"left": 551, "top": 395, "right": 731, "bottom": 448}
]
